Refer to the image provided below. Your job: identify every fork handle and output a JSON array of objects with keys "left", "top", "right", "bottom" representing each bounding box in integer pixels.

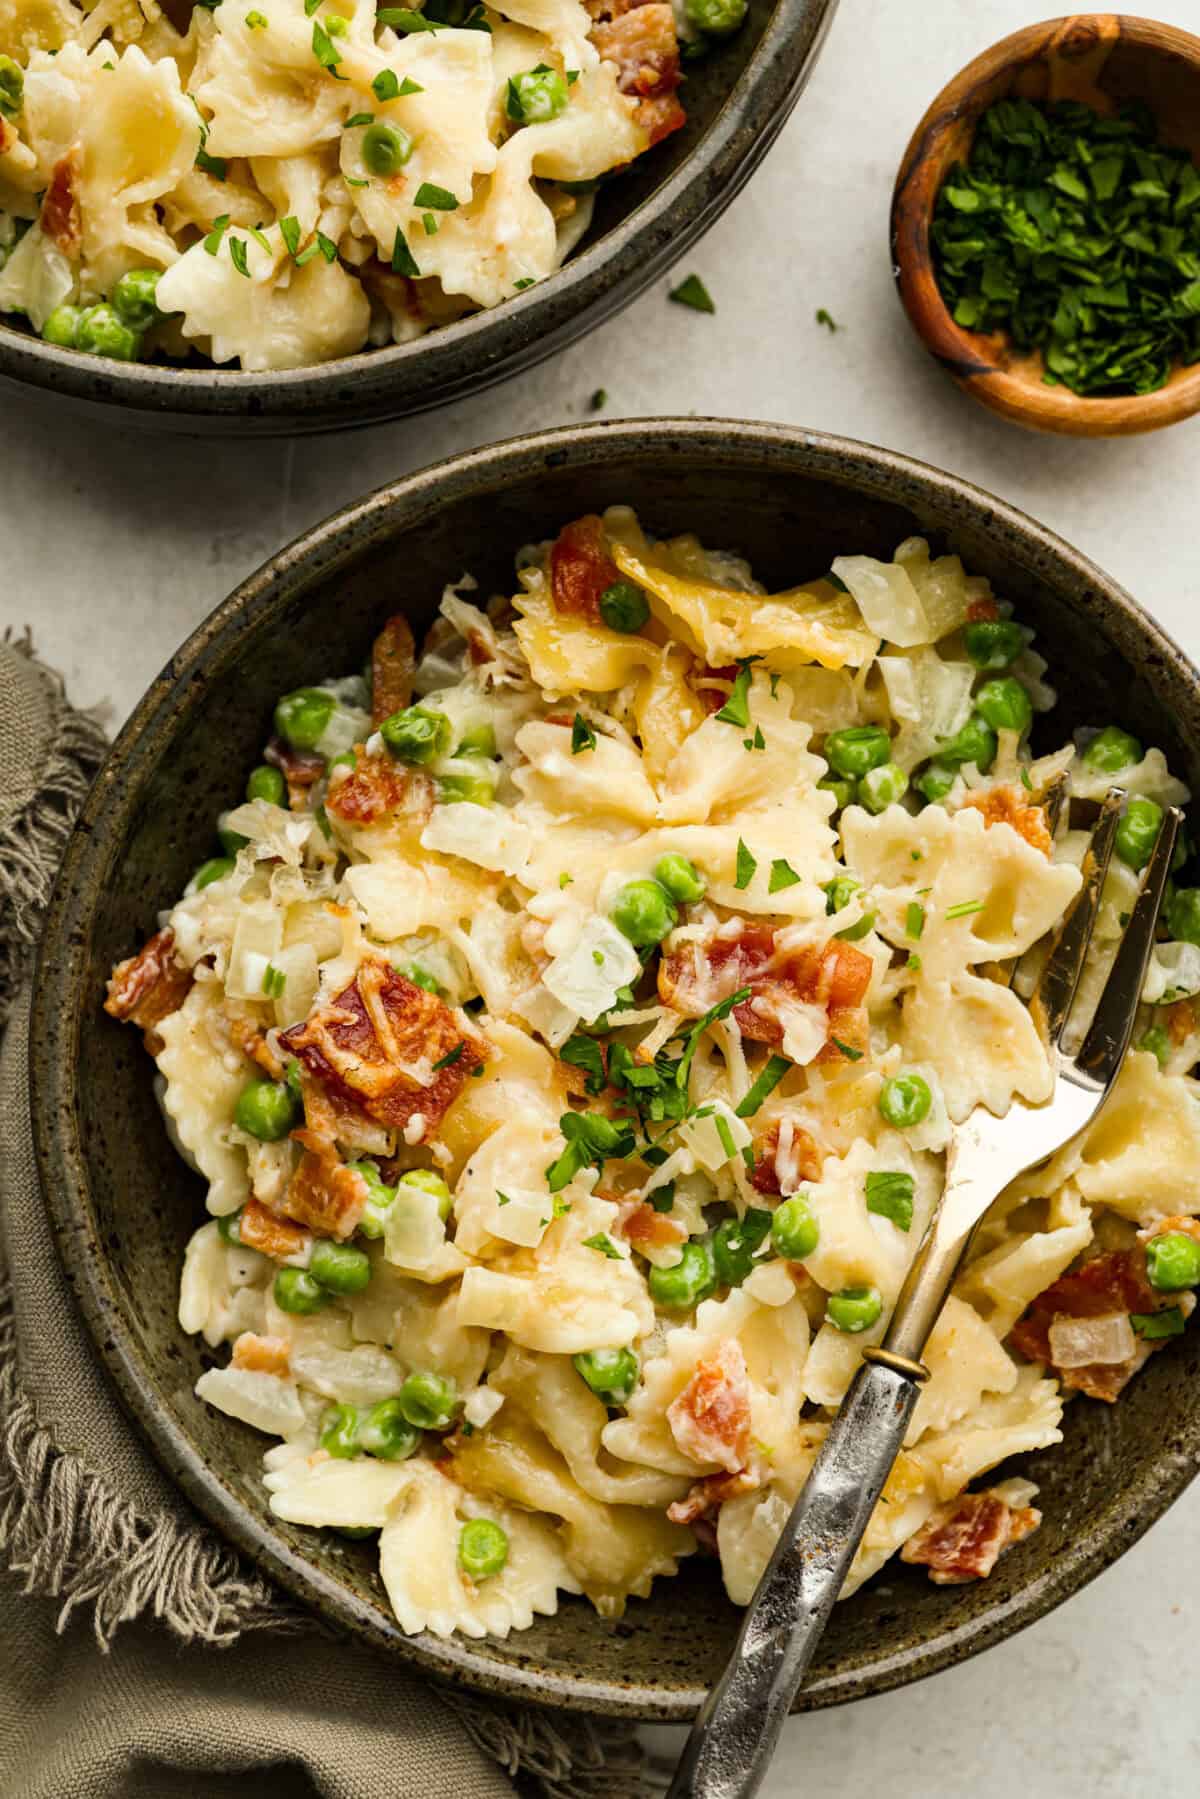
[{"left": 666, "top": 1360, "right": 921, "bottom": 1799}]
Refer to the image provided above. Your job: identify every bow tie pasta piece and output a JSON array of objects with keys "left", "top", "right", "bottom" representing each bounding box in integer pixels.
[
  {"left": 251, "top": 149, "right": 337, "bottom": 238},
  {"left": 191, "top": 0, "right": 363, "bottom": 158},
  {"left": 155, "top": 983, "right": 253, "bottom": 1219},
  {"left": 890, "top": 537, "right": 996, "bottom": 642},
  {"left": 903, "top": 1295, "right": 1019, "bottom": 1445},
  {"left": 512, "top": 718, "right": 660, "bottom": 824},
  {"left": 0, "top": 0, "right": 80, "bottom": 57},
  {"left": 878, "top": 648, "right": 976, "bottom": 773},
  {"left": 491, "top": 0, "right": 599, "bottom": 72},
  {"left": 452, "top": 1115, "right": 565, "bottom": 1255},
  {"left": 155, "top": 221, "right": 370, "bottom": 369},
  {"left": 958, "top": 1184, "right": 1094, "bottom": 1339},
  {"left": 655, "top": 669, "right": 834, "bottom": 832},
  {"left": 910, "top": 1368, "right": 1064, "bottom": 1504},
  {"left": 903, "top": 968, "right": 1056, "bottom": 1122},
  {"left": 179, "top": 1219, "right": 273, "bottom": 1348}
]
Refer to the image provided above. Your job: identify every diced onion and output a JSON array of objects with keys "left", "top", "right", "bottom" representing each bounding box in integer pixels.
[{"left": 1047, "top": 1312, "right": 1135, "bottom": 1368}]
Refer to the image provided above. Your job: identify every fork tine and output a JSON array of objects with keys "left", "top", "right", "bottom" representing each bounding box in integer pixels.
[
  {"left": 1032, "top": 789, "right": 1124, "bottom": 1045},
  {"left": 1072, "top": 801, "right": 1182, "bottom": 1089}
]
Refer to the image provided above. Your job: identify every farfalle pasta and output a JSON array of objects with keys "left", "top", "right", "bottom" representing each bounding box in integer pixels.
[
  {"left": 0, "top": 0, "right": 703, "bottom": 367},
  {"left": 105, "top": 508, "right": 1200, "bottom": 1634}
]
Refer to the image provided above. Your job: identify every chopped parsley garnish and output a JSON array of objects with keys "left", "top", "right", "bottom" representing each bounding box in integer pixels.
[
  {"left": 905, "top": 901, "right": 925, "bottom": 939},
  {"left": 261, "top": 963, "right": 286, "bottom": 999},
  {"left": 769, "top": 672, "right": 780, "bottom": 698},
  {"left": 582, "top": 1232, "right": 622, "bottom": 1259},
  {"left": 815, "top": 307, "right": 837, "bottom": 331},
  {"left": 560, "top": 1033, "right": 606, "bottom": 1095},
  {"left": 648, "top": 1181, "right": 675, "bottom": 1213},
  {"left": 735, "top": 1053, "right": 790, "bottom": 1118},
  {"left": 304, "top": 0, "right": 321, "bottom": 14},
  {"left": 830, "top": 1037, "right": 863, "bottom": 1061},
  {"left": 1020, "top": 766, "right": 1034, "bottom": 791},
  {"left": 496, "top": 1191, "right": 512, "bottom": 1207},
  {"left": 196, "top": 148, "right": 228, "bottom": 180},
  {"left": 311, "top": 18, "right": 343, "bottom": 69},
  {"left": 546, "top": 1111, "right": 635, "bottom": 1191},
  {"left": 248, "top": 224, "right": 271, "bottom": 255},
  {"left": 316, "top": 231, "right": 338, "bottom": 263},
  {"left": 414, "top": 181, "right": 458, "bottom": 211},
  {"left": 391, "top": 225, "right": 420, "bottom": 276},
  {"left": 714, "top": 1114, "right": 737, "bottom": 1160},
  {"left": 675, "top": 987, "right": 752, "bottom": 1092},
  {"left": 742, "top": 726, "right": 766, "bottom": 751},
  {"left": 570, "top": 713, "right": 596, "bottom": 754},
  {"left": 202, "top": 214, "right": 231, "bottom": 256},
  {"left": 590, "top": 388, "right": 607, "bottom": 410},
  {"left": 372, "top": 69, "right": 400, "bottom": 100},
  {"left": 559, "top": 872, "right": 572, "bottom": 888},
  {"left": 377, "top": 5, "right": 441, "bottom": 24},
  {"left": 715, "top": 660, "right": 753, "bottom": 727},
  {"left": 669, "top": 273, "right": 715, "bottom": 313},
  {"left": 768, "top": 858, "right": 800, "bottom": 893},
  {"left": 245, "top": 9, "right": 267, "bottom": 24},
  {"left": 945, "top": 898, "right": 985, "bottom": 920},
  {"left": 423, "top": 213, "right": 438, "bottom": 235},
  {"left": 514, "top": 277, "right": 535, "bottom": 290},
  {"left": 279, "top": 215, "right": 302, "bottom": 258},
  {"left": 228, "top": 236, "right": 251, "bottom": 278},
  {"left": 907, "top": 953, "right": 922, "bottom": 972},
  {"left": 431, "top": 1042, "right": 465, "bottom": 1071},
  {"left": 345, "top": 111, "right": 374, "bottom": 126},
  {"left": 734, "top": 839, "right": 757, "bottom": 890},
  {"left": 865, "top": 1170, "right": 914, "bottom": 1231},
  {"left": 1131, "top": 1307, "right": 1186, "bottom": 1339}
]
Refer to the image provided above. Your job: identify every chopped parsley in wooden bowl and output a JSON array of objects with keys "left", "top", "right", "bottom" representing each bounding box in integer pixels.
[{"left": 891, "top": 14, "right": 1200, "bottom": 437}]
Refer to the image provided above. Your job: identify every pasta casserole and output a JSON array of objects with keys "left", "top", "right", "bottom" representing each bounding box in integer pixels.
[{"left": 106, "top": 508, "right": 1200, "bottom": 1638}]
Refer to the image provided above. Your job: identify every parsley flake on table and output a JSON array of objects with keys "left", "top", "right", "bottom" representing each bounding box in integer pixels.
[{"left": 668, "top": 273, "right": 715, "bottom": 313}]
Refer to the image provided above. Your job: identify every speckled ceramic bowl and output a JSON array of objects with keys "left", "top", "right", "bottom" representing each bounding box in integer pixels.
[
  {"left": 0, "top": 0, "right": 834, "bottom": 436},
  {"left": 32, "top": 420, "right": 1200, "bottom": 1718}
]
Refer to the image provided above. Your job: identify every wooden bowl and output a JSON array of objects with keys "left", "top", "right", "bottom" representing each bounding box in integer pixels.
[{"left": 891, "top": 14, "right": 1200, "bottom": 437}]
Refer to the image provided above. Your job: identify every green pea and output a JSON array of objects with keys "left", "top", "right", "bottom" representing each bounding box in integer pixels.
[
  {"left": 771, "top": 1194, "right": 819, "bottom": 1261},
  {"left": 684, "top": 0, "right": 745, "bottom": 33},
  {"left": 319, "top": 1402, "right": 361, "bottom": 1458},
  {"left": 41, "top": 304, "right": 81, "bottom": 348},
  {"left": 0, "top": 53, "right": 23, "bottom": 118},
  {"left": 273, "top": 1267, "right": 329, "bottom": 1314},
  {"left": 654, "top": 853, "right": 707, "bottom": 904},
  {"left": 76, "top": 304, "right": 140, "bottom": 361},
  {"left": 1146, "top": 1231, "right": 1200, "bottom": 1292},
  {"left": 246, "top": 763, "right": 287, "bottom": 806},
  {"left": 457, "top": 721, "right": 496, "bottom": 757},
  {"left": 1138, "top": 1025, "right": 1170, "bottom": 1068},
  {"left": 878, "top": 1073, "right": 932, "bottom": 1129},
  {"left": 350, "top": 1159, "right": 397, "bottom": 1238},
  {"left": 963, "top": 619, "right": 1025, "bottom": 670},
  {"left": 506, "top": 66, "right": 570, "bottom": 125},
  {"left": 217, "top": 1208, "right": 244, "bottom": 1245},
  {"left": 438, "top": 772, "right": 495, "bottom": 806},
  {"left": 975, "top": 676, "right": 1033, "bottom": 736},
  {"left": 598, "top": 581, "right": 650, "bottom": 634},
  {"left": 218, "top": 826, "right": 249, "bottom": 857},
  {"left": 310, "top": 1237, "right": 372, "bottom": 1294},
  {"left": 916, "top": 761, "right": 957, "bottom": 804},
  {"left": 274, "top": 687, "right": 334, "bottom": 752},
  {"left": 325, "top": 10, "right": 348, "bottom": 27},
  {"left": 235, "top": 1076, "right": 299, "bottom": 1142},
  {"left": 826, "top": 1285, "right": 883, "bottom": 1333},
  {"left": 573, "top": 1346, "right": 640, "bottom": 1404},
  {"left": 458, "top": 1518, "right": 509, "bottom": 1580},
  {"left": 1115, "top": 797, "right": 1163, "bottom": 871},
  {"left": 358, "top": 1396, "right": 421, "bottom": 1461},
  {"left": 1082, "top": 725, "right": 1142, "bottom": 773},
  {"left": 193, "top": 856, "right": 235, "bottom": 890},
  {"left": 380, "top": 705, "right": 452, "bottom": 765},
  {"left": 825, "top": 726, "right": 890, "bottom": 780},
  {"left": 824, "top": 874, "right": 861, "bottom": 914},
  {"left": 610, "top": 878, "right": 677, "bottom": 948},
  {"left": 647, "top": 1239, "right": 717, "bottom": 1310},
  {"left": 818, "top": 775, "right": 857, "bottom": 811},
  {"left": 712, "top": 1208, "right": 773, "bottom": 1286},
  {"left": 398, "top": 1370, "right": 459, "bottom": 1430},
  {"left": 112, "top": 267, "right": 163, "bottom": 331},
  {"left": 362, "top": 121, "right": 414, "bottom": 176},
  {"left": 398, "top": 1168, "right": 454, "bottom": 1222},
  {"left": 936, "top": 713, "right": 998, "bottom": 771},
  {"left": 1166, "top": 887, "right": 1200, "bottom": 946},
  {"left": 403, "top": 963, "right": 441, "bottom": 994},
  {"left": 859, "top": 762, "right": 909, "bottom": 814}
]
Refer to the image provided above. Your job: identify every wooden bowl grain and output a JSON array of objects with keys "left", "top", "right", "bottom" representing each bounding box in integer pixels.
[{"left": 891, "top": 14, "right": 1200, "bottom": 437}]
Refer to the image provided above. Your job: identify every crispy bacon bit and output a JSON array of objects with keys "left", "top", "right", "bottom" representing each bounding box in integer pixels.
[
  {"left": 960, "top": 785, "right": 1053, "bottom": 856},
  {"left": 1164, "top": 999, "right": 1200, "bottom": 1047},
  {"left": 237, "top": 1199, "right": 314, "bottom": 1260},
  {"left": 226, "top": 1005, "right": 285, "bottom": 1080},
  {"left": 1010, "top": 1249, "right": 1161, "bottom": 1402},
  {"left": 666, "top": 1340, "right": 753, "bottom": 1474},
  {"left": 1142, "top": 1214, "right": 1200, "bottom": 1247},
  {"left": 231, "top": 1332, "right": 292, "bottom": 1377},
  {"left": 750, "top": 1121, "right": 824, "bottom": 1197},
  {"left": 693, "top": 663, "right": 740, "bottom": 713},
  {"left": 264, "top": 734, "right": 326, "bottom": 812},
  {"left": 41, "top": 148, "right": 81, "bottom": 258},
  {"left": 617, "top": 1200, "right": 688, "bottom": 1250},
  {"left": 371, "top": 614, "right": 416, "bottom": 726},
  {"left": 667, "top": 1465, "right": 761, "bottom": 1527},
  {"left": 590, "top": 4, "right": 685, "bottom": 145},
  {"left": 659, "top": 925, "right": 872, "bottom": 1067},
  {"left": 280, "top": 954, "right": 488, "bottom": 1141},
  {"left": 105, "top": 927, "right": 194, "bottom": 1054},
  {"left": 966, "top": 596, "right": 999, "bottom": 622},
  {"left": 326, "top": 747, "right": 434, "bottom": 827},
  {"left": 284, "top": 1134, "right": 369, "bottom": 1240},
  {"left": 900, "top": 1491, "right": 1040, "bottom": 1584},
  {"left": 549, "top": 516, "right": 623, "bottom": 621}
]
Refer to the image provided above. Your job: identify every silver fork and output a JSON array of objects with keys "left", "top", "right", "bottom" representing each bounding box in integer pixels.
[{"left": 667, "top": 789, "right": 1180, "bottom": 1799}]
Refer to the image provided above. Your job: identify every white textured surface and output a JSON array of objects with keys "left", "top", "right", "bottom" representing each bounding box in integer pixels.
[{"left": 5, "top": 0, "right": 1200, "bottom": 1787}]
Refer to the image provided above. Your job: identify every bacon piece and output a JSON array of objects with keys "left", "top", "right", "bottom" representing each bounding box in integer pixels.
[
  {"left": 1009, "top": 1249, "right": 1160, "bottom": 1402},
  {"left": 549, "top": 516, "right": 623, "bottom": 621},
  {"left": 960, "top": 785, "right": 1053, "bottom": 857},
  {"left": 371, "top": 614, "right": 416, "bottom": 726},
  {"left": 231, "top": 1332, "right": 292, "bottom": 1377},
  {"left": 105, "top": 927, "right": 194, "bottom": 1054},
  {"left": 966, "top": 596, "right": 999, "bottom": 622},
  {"left": 280, "top": 954, "right": 488, "bottom": 1142},
  {"left": 1142, "top": 1214, "right": 1200, "bottom": 1247},
  {"left": 667, "top": 1340, "right": 752, "bottom": 1474},
  {"left": 263, "top": 734, "right": 326, "bottom": 812},
  {"left": 900, "top": 1491, "right": 1040, "bottom": 1584},
  {"left": 226, "top": 1005, "right": 285, "bottom": 1080},
  {"left": 667, "top": 1465, "right": 760, "bottom": 1527},
  {"left": 750, "top": 1121, "right": 823, "bottom": 1197},
  {"left": 617, "top": 1200, "right": 688, "bottom": 1251},
  {"left": 284, "top": 1133, "right": 369, "bottom": 1240},
  {"left": 41, "top": 148, "right": 81, "bottom": 258},
  {"left": 326, "top": 748, "right": 434, "bottom": 827},
  {"left": 692, "top": 663, "right": 739, "bottom": 714},
  {"left": 591, "top": 4, "right": 685, "bottom": 145},
  {"left": 1165, "top": 999, "right": 1200, "bottom": 1047},
  {"left": 237, "top": 1198, "right": 313, "bottom": 1261}
]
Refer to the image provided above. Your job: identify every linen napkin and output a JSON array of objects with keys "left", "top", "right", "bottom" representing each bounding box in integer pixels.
[{"left": 0, "top": 632, "right": 646, "bottom": 1799}]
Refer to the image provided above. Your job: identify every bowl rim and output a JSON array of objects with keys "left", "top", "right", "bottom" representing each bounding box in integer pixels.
[
  {"left": 890, "top": 11, "right": 1200, "bottom": 438},
  {"left": 30, "top": 416, "right": 1200, "bottom": 1717},
  {"left": 0, "top": 0, "right": 835, "bottom": 430}
]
